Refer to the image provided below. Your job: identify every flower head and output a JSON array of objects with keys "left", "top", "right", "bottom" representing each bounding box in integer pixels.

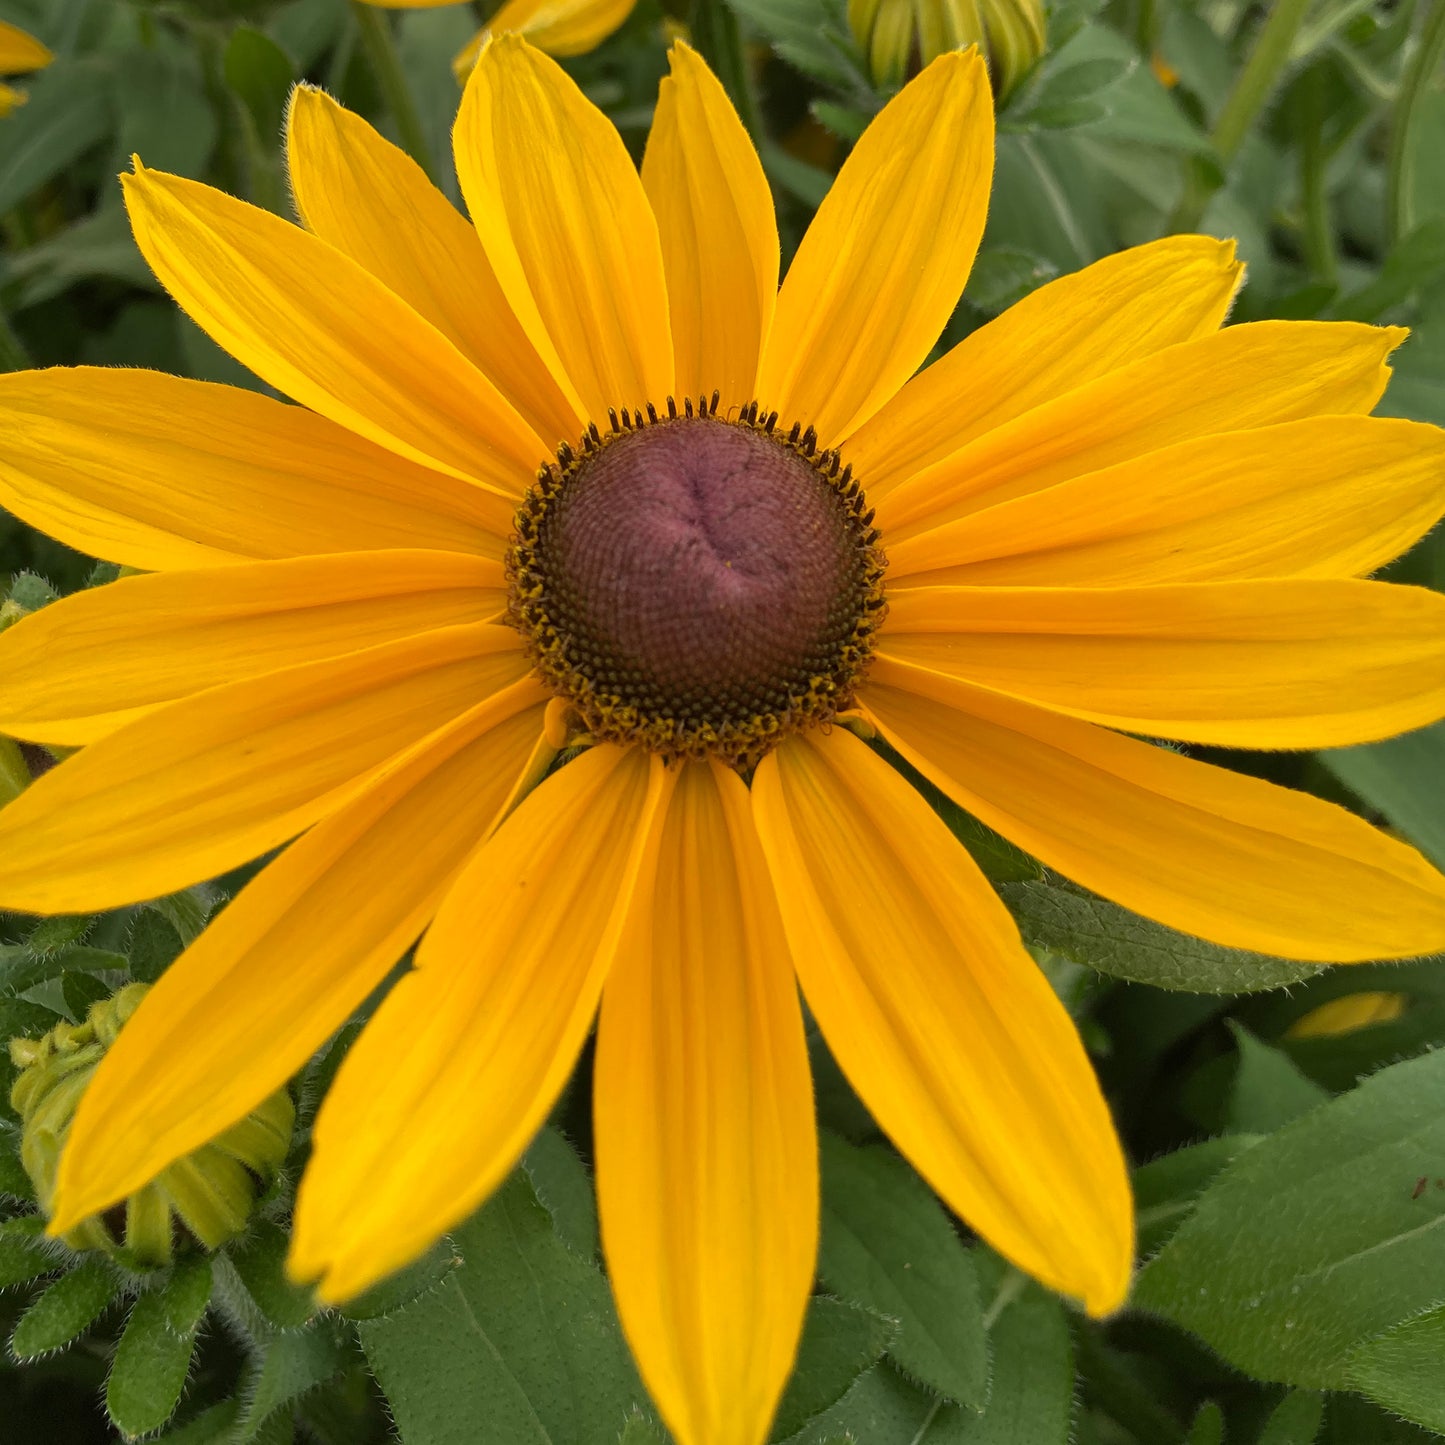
[
  {"left": 0, "top": 20, "right": 52, "bottom": 117},
  {"left": 1, "top": 35, "right": 1444, "bottom": 1445}
]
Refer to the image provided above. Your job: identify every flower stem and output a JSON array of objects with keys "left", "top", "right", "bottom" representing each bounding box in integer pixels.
[
  {"left": 351, "top": 2, "right": 438, "bottom": 182},
  {"left": 1387, "top": 0, "right": 1445, "bottom": 247},
  {"left": 1298, "top": 63, "right": 1337, "bottom": 283},
  {"left": 1169, "top": 0, "right": 1316, "bottom": 233}
]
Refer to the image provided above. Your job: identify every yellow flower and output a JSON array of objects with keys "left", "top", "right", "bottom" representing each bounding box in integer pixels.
[
  {"left": 1, "top": 35, "right": 1444, "bottom": 1445},
  {"left": 850, "top": 0, "right": 1045, "bottom": 95},
  {"left": 0, "top": 19, "right": 52, "bottom": 117},
  {"left": 1286, "top": 990, "right": 1409, "bottom": 1038},
  {"left": 360, "top": 0, "right": 637, "bottom": 78}
]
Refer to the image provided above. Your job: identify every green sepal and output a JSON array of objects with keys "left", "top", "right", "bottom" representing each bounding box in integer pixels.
[{"left": 10, "top": 1254, "right": 121, "bottom": 1358}]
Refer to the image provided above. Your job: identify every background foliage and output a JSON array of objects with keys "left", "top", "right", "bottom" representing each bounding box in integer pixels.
[{"left": 2, "top": 0, "right": 1445, "bottom": 1441}]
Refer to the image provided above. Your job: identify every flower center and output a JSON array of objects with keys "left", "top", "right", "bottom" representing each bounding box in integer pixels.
[{"left": 508, "top": 397, "right": 887, "bottom": 768}]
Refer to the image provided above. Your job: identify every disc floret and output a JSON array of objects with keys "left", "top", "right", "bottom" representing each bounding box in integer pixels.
[{"left": 508, "top": 394, "right": 887, "bottom": 769}]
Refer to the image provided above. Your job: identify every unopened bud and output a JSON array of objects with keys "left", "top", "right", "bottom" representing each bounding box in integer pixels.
[{"left": 9, "top": 985, "right": 294, "bottom": 1267}]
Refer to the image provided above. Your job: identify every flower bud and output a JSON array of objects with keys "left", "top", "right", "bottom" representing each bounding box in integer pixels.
[
  {"left": 9, "top": 984, "right": 294, "bottom": 1267},
  {"left": 849, "top": 0, "right": 1046, "bottom": 100}
]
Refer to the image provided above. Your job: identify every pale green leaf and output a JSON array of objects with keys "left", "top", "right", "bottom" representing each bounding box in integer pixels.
[
  {"left": 10, "top": 1256, "right": 120, "bottom": 1359},
  {"left": 1346, "top": 1304, "right": 1445, "bottom": 1435}
]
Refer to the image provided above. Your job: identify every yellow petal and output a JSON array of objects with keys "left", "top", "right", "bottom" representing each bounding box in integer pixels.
[
  {"left": 846, "top": 235, "right": 1243, "bottom": 500},
  {"left": 887, "top": 415, "right": 1445, "bottom": 587},
  {"left": 862, "top": 658, "right": 1445, "bottom": 962},
  {"left": 0, "top": 367, "right": 515, "bottom": 570},
  {"left": 751, "top": 727, "right": 1132, "bottom": 1315},
  {"left": 755, "top": 50, "right": 993, "bottom": 445},
  {"left": 879, "top": 321, "right": 1406, "bottom": 540},
  {"left": 0, "top": 551, "right": 505, "bottom": 745},
  {"left": 123, "top": 163, "right": 543, "bottom": 494},
  {"left": 878, "top": 579, "right": 1445, "bottom": 748},
  {"left": 641, "top": 42, "right": 778, "bottom": 409},
  {"left": 1286, "top": 991, "right": 1409, "bottom": 1038},
  {"left": 0, "top": 20, "right": 51, "bottom": 73},
  {"left": 454, "top": 35, "right": 672, "bottom": 423},
  {"left": 286, "top": 86, "right": 581, "bottom": 449},
  {"left": 291, "top": 744, "right": 669, "bottom": 1299},
  {"left": 596, "top": 762, "right": 815, "bottom": 1445},
  {"left": 49, "top": 680, "right": 549, "bottom": 1232},
  {"left": 0, "top": 82, "right": 25, "bottom": 117},
  {"left": 453, "top": 0, "right": 637, "bottom": 73},
  {"left": 0, "top": 624, "right": 529, "bottom": 913}
]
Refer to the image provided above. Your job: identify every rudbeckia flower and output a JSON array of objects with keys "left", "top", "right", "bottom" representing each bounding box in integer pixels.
[
  {"left": 2, "top": 37, "right": 1445, "bottom": 1445},
  {"left": 361, "top": 0, "right": 637, "bottom": 79},
  {"left": 0, "top": 19, "right": 52, "bottom": 117}
]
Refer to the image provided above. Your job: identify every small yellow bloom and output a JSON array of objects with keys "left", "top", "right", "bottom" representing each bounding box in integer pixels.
[
  {"left": 1286, "top": 990, "right": 1409, "bottom": 1039},
  {"left": 359, "top": 0, "right": 637, "bottom": 78},
  {"left": 1, "top": 35, "right": 1445, "bottom": 1445},
  {"left": 850, "top": 0, "right": 1045, "bottom": 96},
  {"left": 0, "top": 19, "right": 52, "bottom": 117}
]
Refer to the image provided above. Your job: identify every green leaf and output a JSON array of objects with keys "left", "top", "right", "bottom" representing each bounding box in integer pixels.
[
  {"left": 964, "top": 1256, "right": 1074, "bottom": 1444},
  {"left": 771, "top": 1298, "right": 893, "bottom": 1441},
  {"left": 61, "top": 968, "right": 113, "bottom": 1021},
  {"left": 0, "top": 1126, "right": 36, "bottom": 1205},
  {"left": 110, "top": 42, "right": 217, "bottom": 180},
  {"left": 0, "top": 57, "right": 114, "bottom": 216},
  {"left": 962, "top": 247, "right": 1059, "bottom": 315},
  {"left": 1259, "top": 1390, "right": 1324, "bottom": 1445},
  {"left": 24, "top": 913, "right": 94, "bottom": 958},
  {"left": 781, "top": 1363, "right": 961, "bottom": 1444},
  {"left": 720, "top": 0, "right": 861, "bottom": 91},
  {"left": 0, "top": 1215, "right": 54, "bottom": 1287},
  {"left": 236, "top": 1318, "right": 355, "bottom": 1441},
  {"left": 523, "top": 1127, "right": 599, "bottom": 1261},
  {"left": 224, "top": 27, "right": 295, "bottom": 144},
  {"left": 105, "top": 1258, "right": 212, "bottom": 1439},
  {"left": 359, "top": 1170, "right": 652, "bottom": 1444},
  {"left": 1135, "top": 1049, "right": 1445, "bottom": 1388},
  {"left": 617, "top": 1412, "right": 667, "bottom": 1445},
  {"left": 817, "top": 1134, "right": 987, "bottom": 1410},
  {"left": 156, "top": 1401, "right": 242, "bottom": 1445},
  {"left": 10, "top": 1255, "right": 120, "bottom": 1359},
  {"left": 1320, "top": 722, "right": 1445, "bottom": 869},
  {"left": 228, "top": 1221, "right": 320, "bottom": 1330},
  {"left": 127, "top": 909, "right": 185, "bottom": 985},
  {"left": 1184, "top": 1402, "right": 1225, "bottom": 1445},
  {"left": 1223, "top": 1024, "right": 1331, "bottom": 1135},
  {"left": 333, "top": 1237, "right": 457, "bottom": 1322},
  {"left": 996, "top": 880, "right": 1323, "bottom": 993},
  {"left": 2, "top": 205, "right": 153, "bottom": 311},
  {"left": 149, "top": 889, "right": 214, "bottom": 948},
  {"left": 1133, "top": 1136, "right": 1263, "bottom": 1255},
  {"left": 1346, "top": 1304, "right": 1445, "bottom": 1435}
]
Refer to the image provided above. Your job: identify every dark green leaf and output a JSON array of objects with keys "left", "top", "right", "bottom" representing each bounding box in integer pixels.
[
  {"left": 228, "top": 1221, "right": 320, "bottom": 1330},
  {"left": 1224, "top": 1024, "right": 1331, "bottom": 1135},
  {"left": 0, "top": 998, "right": 62, "bottom": 1042},
  {"left": 237, "top": 1318, "right": 355, "bottom": 1440},
  {"left": 2, "top": 205, "right": 153, "bottom": 311},
  {"left": 24, "top": 913, "right": 93, "bottom": 958},
  {"left": 771, "top": 1297, "right": 893, "bottom": 1441},
  {"left": 157, "top": 1401, "right": 243, "bottom": 1445},
  {"left": 1259, "top": 1390, "right": 1324, "bottom": 1445},
  {"left": 61, "top": 968, "right": 113, "bottom": 1021},
  {"left": 359, "top": 1170, "right": 652, "bottom": 1444},
  {"left": 523, "top": 1126, "right": 599, "bottom": 1261},
  {"left": 0, "top": 1215, "right": 54, "bottom": 1287},
  {"left": 818, "top": 1135, "right": 987, "bottom": 1410},
  {"left": 1184, "top": 1403, "right": 1225, "bottom": 1445},
  {"left": 1134, "top": 1136, "right": 1263, "bottom": 1255},
  {"left": 1346, "top": 1305, "right": 1445, "bottom": 1435},
  {"left": 127, "top": 909, "right": 185, "bottom": 985},
  {"left": 10, "top": 1255, "right": 119, "bottom": 1358},
  {"left": 105, "top": 1259, "right": 212, "bottom": 1438},
  {"left": 224, "top": 27, "right": 295, "bottom": 145},
  {"left": 617, "top": 1412, "right": 667, "bottom": 1444},
  {"left": 0, "top": 57, "right": 114, "bottom": 216},
  {"left": 1135, "top": 1049, "right": 1445, "bottom": 1387},
  {"left": 149, "top": 890, "right": 214, "bottom": 948},
  {"left": 997, "top": 880, "right": 1323, "bottom": 993},
  {"left": 0, "top": 1125, "right": 36, "bottom": 1204},
  {"left": 1320, "top": 722, "right": 1445, "bottom": 869},
  {"left": 111, "top": 43, "right": 217, "bottom": 179},
  {"left": 781, "top": 1363, "right": 962, "bottom": 1444},
  {"left": 962, "top": 247, "right": 1059, "bottom": 314},
  {"left": 964, "top": 1255, "right": 1074, "bottom": 1444}
]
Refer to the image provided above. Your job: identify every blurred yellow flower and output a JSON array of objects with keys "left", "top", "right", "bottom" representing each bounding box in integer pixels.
[
  {"left": 2, "top": 32, "right": 1445, "bottom": 1445},
  {"left": 360, "top": 0, "right": 636, "bottom": 78},
  {"left": 1286, "top": 990, "right": 1409, "bottom": 1038},
  {"left": 849, "top": 0, "right": 1044, "bottom": 96},
  {"left": 0, "top": 19, "right": 52, "bottom": 117}
]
